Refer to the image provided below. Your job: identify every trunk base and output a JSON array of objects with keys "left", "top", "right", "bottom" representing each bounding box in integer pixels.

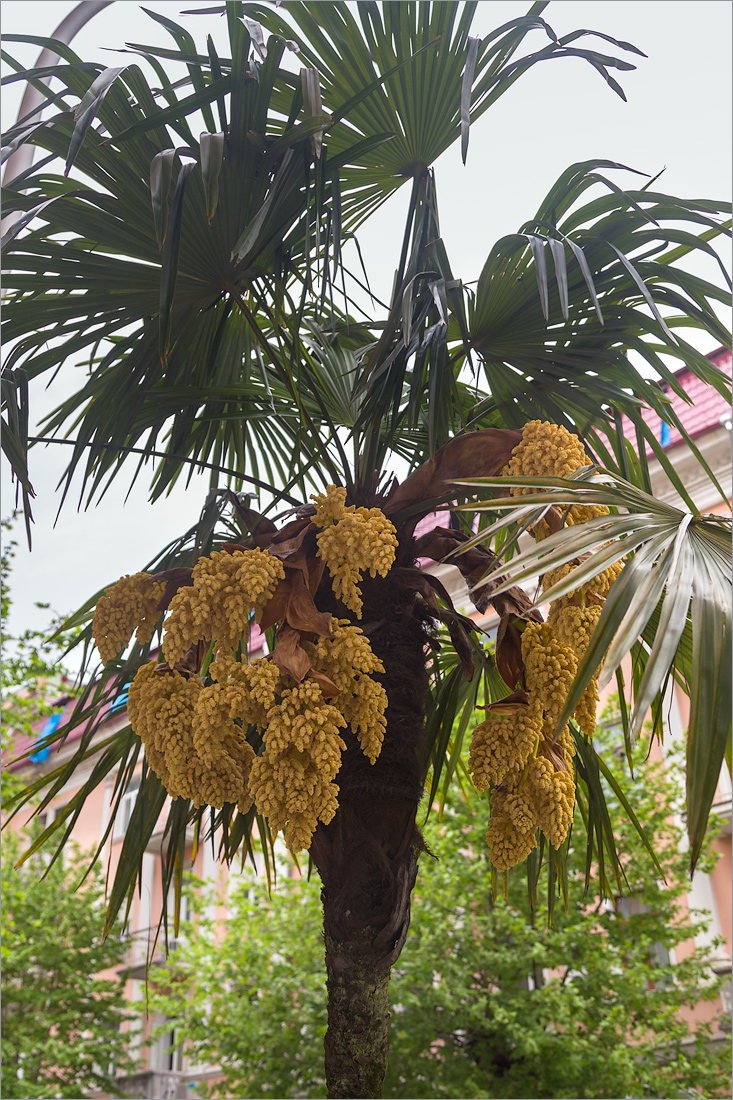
[{"left": 324, "top": 930, "right": 391, "bottom": 1099}]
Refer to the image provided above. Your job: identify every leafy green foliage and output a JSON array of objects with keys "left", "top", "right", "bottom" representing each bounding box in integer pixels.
[
  {"left": 148, "top": 871, "right": 328, "bottom": 1099},
  {"left": 385, "top": 748, "right": 728, "bottom": 1100},
  {"left": 1, "top": 831, "right": 136, "bottom": 1100},
  {"left": 148, "top": 728, "right": 729, "bottom": 1099}
]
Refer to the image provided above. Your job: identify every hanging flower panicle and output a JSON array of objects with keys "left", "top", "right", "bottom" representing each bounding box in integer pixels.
[
  {"left": 163, "top": 549, "right": 285, "bottom": 665},
  {"left": 92, "top": 573, "right": 166, "bottom": 664},
  {"left": 311, "top": 485, "right": 398, "bottom": 617},
  {"left": 501, "top": 419, "right": 609, "bottom": 529},
  {"left": 468, "top": 704, "right": 542, "bottom": 790},
  {"left": 248, "top": 678, "right": 347, "bottom": 851},
  {"left": 471, "top": 419, "right": 624, "bottom": 871},
  {"left": 304, "top": 620, "right": 388, "bottom": 763},
  {"left": 97, "top": 530, "right": 391, "bottom": 852}
]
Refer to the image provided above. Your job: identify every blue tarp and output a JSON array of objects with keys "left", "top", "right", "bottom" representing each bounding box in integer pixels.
[
  {"left": 29, "top": 712, "right": 62, "bottom": 763},
  {"left": 109, "top": 683, "right": 130, "bottom": 715}
]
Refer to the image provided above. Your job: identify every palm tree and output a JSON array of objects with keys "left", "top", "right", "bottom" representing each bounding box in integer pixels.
[{"left": 2, "top": 4, "right": 730, "bottom": 1097}]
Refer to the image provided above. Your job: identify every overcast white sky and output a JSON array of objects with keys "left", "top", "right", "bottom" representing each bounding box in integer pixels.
[{"left": 1, "top": 0, "right": 731, "bottom": 638}]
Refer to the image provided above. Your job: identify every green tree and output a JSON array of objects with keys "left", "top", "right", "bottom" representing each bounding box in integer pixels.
[
  {"left": 2, "top": 4, "right": 730, "bottom": 1096},
  {"left": 147, "top": 732, "right": 728, "bottom": 1100},
  {"left": 1, "top": 830, "right": 136, "bottom": 1099}
]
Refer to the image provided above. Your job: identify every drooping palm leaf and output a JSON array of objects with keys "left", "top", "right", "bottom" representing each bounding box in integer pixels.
[
  {"left": 459, "top": 162, "right": 731, "bottom": 506},
  {"left": 455, "top": 470, "right": 732, "bottom": 872},
  {"left": 1, "top": 15, "right": 394, "bottom": 508},
  {"left": 2, "top": 2, "right": 663, "bottom": 525}
]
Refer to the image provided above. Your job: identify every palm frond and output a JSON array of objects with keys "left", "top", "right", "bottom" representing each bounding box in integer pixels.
[{"left": 460, "top": 162, "right": 731, "bottom": 504}]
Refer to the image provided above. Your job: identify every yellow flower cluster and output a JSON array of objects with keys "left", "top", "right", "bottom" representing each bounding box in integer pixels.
[
  {"left": 305, "top": 620, "right": 387, "bottom": 763},
  {"left": 501, "top": 420, "right": 609, "bottom": 530},
  {"left": 468, "top": 705, "right": 542, "bottom": 791},
  {"left": 542, "top": 559, "right": 622, "bottom": 738},
  {"left": 163, "top": 549, "right": 284, "bottom": 665},
  {"left": 525, "top": 756, "right": 575, "bottom": 850},
  {"left": 311, "top": 486, "right": 398, "bottom": 617},
  {"left": 483, "top": 729, "right": 577, "bottom": 869},
  {"left": 486, "top": 787, "right": 538, "bottom": 872},
  {"left": 248, "top": 679, "right": 346, "bottom": 852},
  {"left": 497, "top": 419, "right": 625, "bottom": 752},
  {"left": 311, "top": 484, "right": 348, "bottom": 525},
  {"left": 471, "top": 619, "right": 582, "bottom": 869},
  {"left": 192, "top": 680, "right": 257, "bottom": 808},
  {"left": 522, "top": 622, "right": 578, "bottom": 726},
  {"left": 126, "top": 616, "right": 388, "bottom": 849},
  {"left": 92, "top": 573, "right": 166, "bottom": 664},
  {"left": 128, "top": 657, "right": 271, "bottom": 812}
]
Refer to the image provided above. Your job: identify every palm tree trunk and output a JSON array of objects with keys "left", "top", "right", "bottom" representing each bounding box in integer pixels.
[{"left": 311, "top": 570, "right": 431, "bottom": 1099}]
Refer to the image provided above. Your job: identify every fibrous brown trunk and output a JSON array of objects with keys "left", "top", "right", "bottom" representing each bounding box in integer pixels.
[{"left": 311, "top": 567, "right": 431, "bottom": 1099}]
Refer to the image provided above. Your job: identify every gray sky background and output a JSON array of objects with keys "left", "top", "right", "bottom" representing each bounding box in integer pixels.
[{"left": 1, "top": 0, "right": 731, "bottom": 640}]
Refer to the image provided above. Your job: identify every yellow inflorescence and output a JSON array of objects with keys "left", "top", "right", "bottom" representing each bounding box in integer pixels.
[
  {"left": 312, "top": 486, "right": 398, "bottom": 617},
  {"left": 127, "top": 614, "right": 389, "bottom": 848},
  {"left": 526, "top": 755, "right": 575, "bottom": 850},
  {"left": 486, "top": 788, "right": 538, "bottom": 872},
  {"left": 311, "top": 485, "right": 348, "bottom": 526},
  {"left": 305, "top": 620, "right": 387, "bottom": 763},
  {"left": 92, "top": 573, "right": 166, "bottom": 665},
  {"left": 163, "top": 549, "right": 284, "bottom": 665},
  {"left": 548, "top": 605, "right": 602, "bottom": 657},
  {"left": 468, "top": 705, "right": 542, "bottom": 791},
  {"left": 108, "top": 495, "right": 399, "bottom": 851},
  {"left": 247, "top": 679, "right": 347, "bottom": 852},
  {"left": 501, "top": 419, "right": 609, "bottom": 530},
  {"left": 587, "top": 560, "right": 623, "bottom": 598},
  {"left": 337, "top": 675, "right": 387, "bottom": 764},
  {"left": 521, "top": 622, "right": 578, "bottom": 727},
  {"left": 127, "top": 664, "right": 200, "bottom": 799},
  {"left": 473, "top": 420, "right": 624, "bottom": 870}
]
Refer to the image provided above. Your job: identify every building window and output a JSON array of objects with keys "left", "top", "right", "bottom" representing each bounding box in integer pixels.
[
  {"left": 612, "top": 894, "right": 672, "bottom": 974},
  {"left": 113, "top": 779, "right": 140, "bottom": 840},
  {"left": 150, "top": 1016, "right": 183, "bottom": 1073}
]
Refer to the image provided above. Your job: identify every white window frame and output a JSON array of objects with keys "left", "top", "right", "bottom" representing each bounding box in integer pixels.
[{"left": 113, "top": 778, "right": 140, "bottom": 840}]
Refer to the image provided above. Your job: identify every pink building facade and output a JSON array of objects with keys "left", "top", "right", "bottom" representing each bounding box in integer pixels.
[{"left": 6, "top": 348, "right": 732, "bottom": 1098}]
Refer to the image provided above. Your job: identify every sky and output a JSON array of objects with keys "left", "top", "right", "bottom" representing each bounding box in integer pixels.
[{"left": 1, "top": 0, "right": 731, "bottom": 640}]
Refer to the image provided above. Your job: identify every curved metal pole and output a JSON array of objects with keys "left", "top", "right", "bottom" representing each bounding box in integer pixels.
[{"left": 2, "top": 1, "right": 113, "bottom": 193}]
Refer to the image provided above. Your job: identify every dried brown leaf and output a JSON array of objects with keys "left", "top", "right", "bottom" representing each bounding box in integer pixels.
[
  {"left": 384, "top": 428, "right": 522, "bottom": 520},
  {"left": 272, "top": 625, "right": 312, "bottom": 682},
  {"left": 496, "top": 615, "right": 525, "bottom": 692},
  {"left": 307, "top": 668, "right": 342, "bottom": 699}
]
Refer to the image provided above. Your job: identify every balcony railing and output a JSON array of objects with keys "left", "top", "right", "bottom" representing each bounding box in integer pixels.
[
  {"left": 111, "top": 1069, "right": 200, "bottom": 1099},
  {"left": 120, "top": 925, "right": 185, "bottom": 980}
]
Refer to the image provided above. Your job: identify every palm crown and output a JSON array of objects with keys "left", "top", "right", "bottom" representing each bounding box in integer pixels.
[{"left": 2, "top": 4, "right": 731, "bottom": 1097}]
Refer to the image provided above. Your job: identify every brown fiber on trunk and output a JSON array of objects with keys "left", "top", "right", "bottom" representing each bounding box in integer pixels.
[{"left": 310, "top": 562, "right": 432, "bottom": 1099}]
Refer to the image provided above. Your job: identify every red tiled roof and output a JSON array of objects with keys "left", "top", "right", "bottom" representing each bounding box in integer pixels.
[{"left": 609, "top": 347, "right": 731, "bottom": 457}]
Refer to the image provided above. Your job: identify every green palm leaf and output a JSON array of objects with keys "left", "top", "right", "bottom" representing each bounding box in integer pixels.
[{"left": 460, "top": 162, "right": 731, "bottom": 504}]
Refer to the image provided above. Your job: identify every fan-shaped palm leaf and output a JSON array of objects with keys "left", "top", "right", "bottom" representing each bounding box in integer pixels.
[{"left": 460, "top": 162, "right": 731, "bottom": 507}]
